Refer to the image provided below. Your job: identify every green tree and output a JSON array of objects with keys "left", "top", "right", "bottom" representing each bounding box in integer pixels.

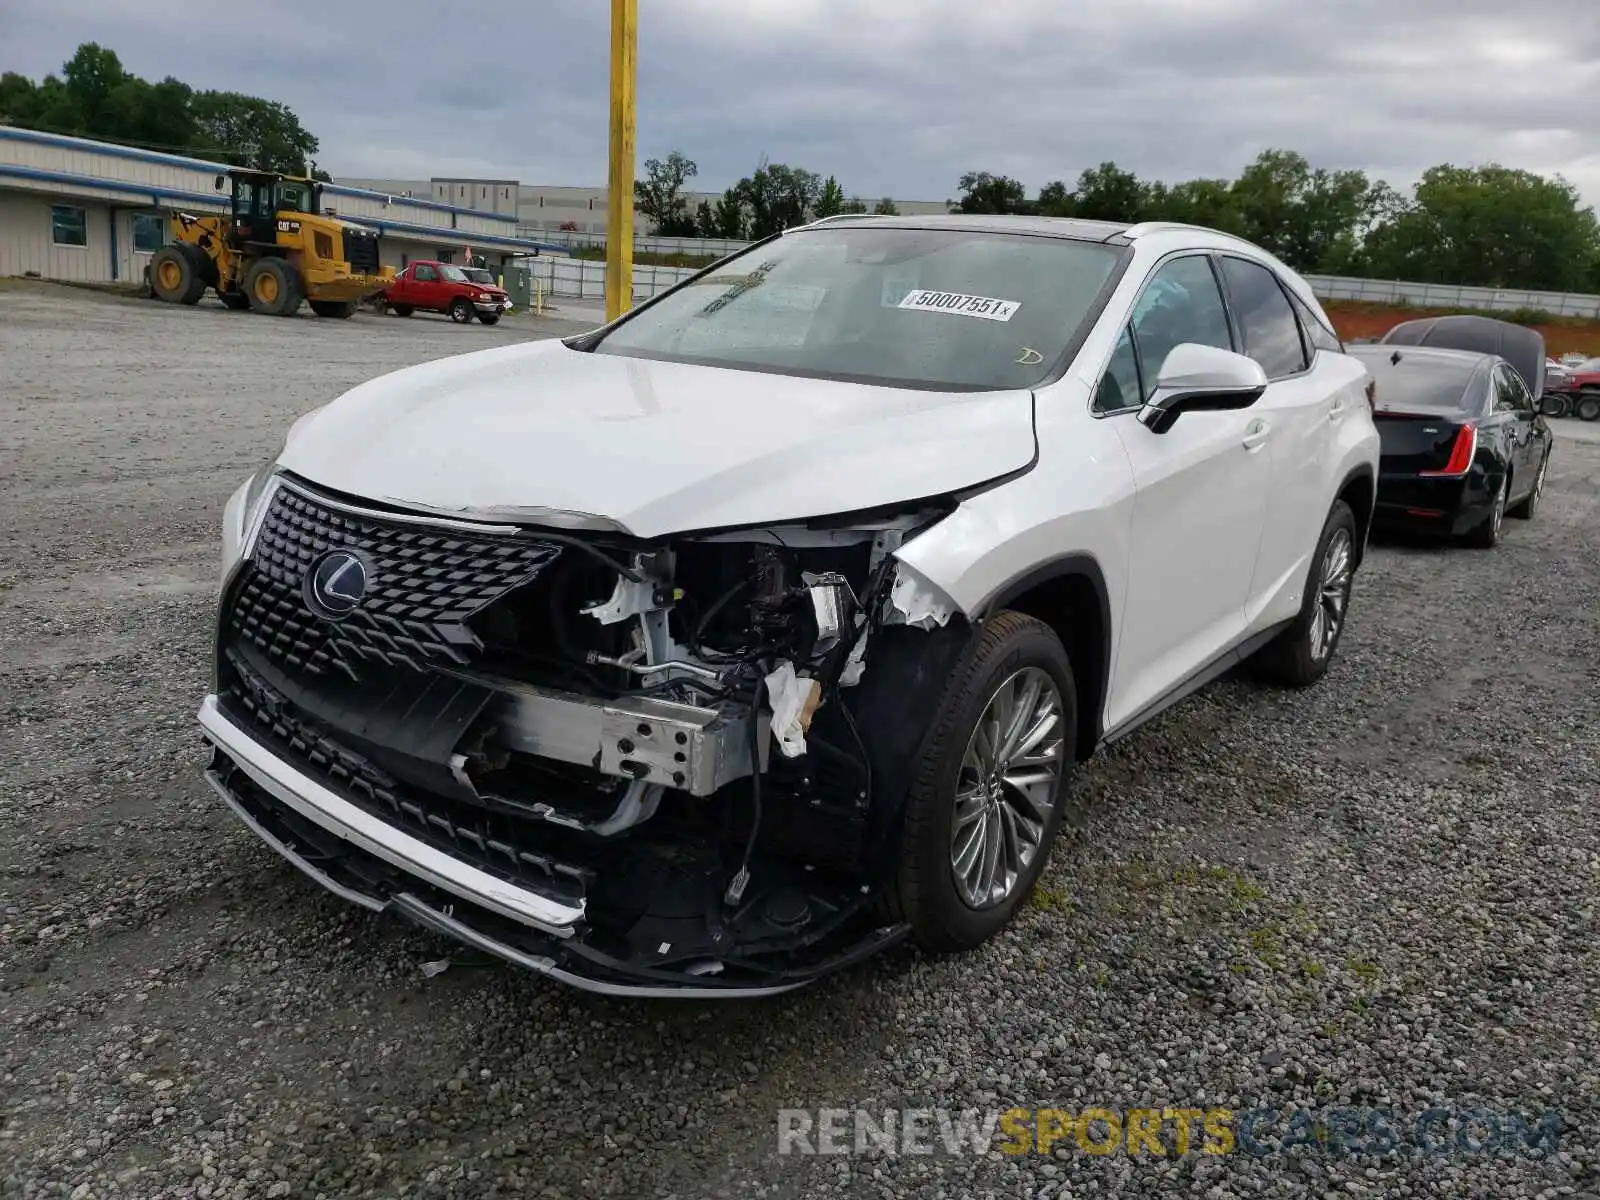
[
  {"left": 735, "top": 161, "right": 822, "bottom": 237},
  {"left": 1070, "top": 162, "right": 1147, "bottom": 222},
  {"left": 954, "top": 171, "right": 1033, "bottom": 214},
  {"left": 634, "top": 150, "right": 699, "bottom": 237},
  {"left": 872, "top": 197, "right": 899, "bottom": 215},
  {"left": 842, "top": 196, "right": 869, "bottom": 214},
  {"left": 1036, "top": 181, "right": 1073, "bottom": 217},
  {"left": 190, "top": 91, "right": 319, "bottom": 173},
  {"left": 709, "top": 188, "right": 748, "bottom": 239},
  {"left": 814, "top": 175, "right": 846, "bottom": 219},
  {"left": 1143, "top": 178, "right": 1245, "bottom": 235},
  {"left": 1363, "top": 165, "right": 1600, "bottom": 290},
  {"left": 1228, "top": 150, "right": 1370, "bottom": 271}
]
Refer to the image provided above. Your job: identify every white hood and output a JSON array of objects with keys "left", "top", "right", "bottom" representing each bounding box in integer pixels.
[{"left": 278, "top": 340, "right": 1037, "bottom": 538}]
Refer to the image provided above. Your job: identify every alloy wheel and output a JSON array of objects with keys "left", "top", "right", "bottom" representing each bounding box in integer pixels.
[
  {"left": 949, "top": 667, "right": 1066, "bottom": 910},
  {"left": 1308, "top": 528, "right": 1354, "bottom": 663}
]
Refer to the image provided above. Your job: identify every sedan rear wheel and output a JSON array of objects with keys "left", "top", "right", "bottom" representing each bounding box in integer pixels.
[
  {"left": 1466, "top": 476, "right": 1507, "bottom": 548},
  {"left": 1508, "top": 452, "right": 1548, "bottom": 520},
  {"left": 1576, "top": 393, "right": 1600, "bottom": 422},
  {"left": 886, "top": 612, "right": 1077, "bottom": 952}
]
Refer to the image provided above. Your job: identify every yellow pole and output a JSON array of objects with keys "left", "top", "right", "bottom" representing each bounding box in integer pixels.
[{"left": 605, "top": 0, "right": 637, "bottom": 322}]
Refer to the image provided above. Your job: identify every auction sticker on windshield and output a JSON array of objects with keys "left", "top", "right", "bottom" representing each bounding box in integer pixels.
[{"left": 897, "top": 290, "right": 1021, "bottom": 322}]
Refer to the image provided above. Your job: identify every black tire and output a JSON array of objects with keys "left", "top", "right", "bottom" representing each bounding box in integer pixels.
[
  {"left": 884, "top": 611, "right": 1077, "bottom": 953},
  {"left": 309, "top": 299, "right": 357, "bottom": 319},
  {"left": 218, "top": 291, "right": 250, "bottom": 311},
  {"left": 478, "top": 312, "right": 501, "bottom": 326},
  {"left": 1248, "top": 500, "right": 1359, "bottom": 687},
  {"left": 1465, "top": 475, "right": 1507, "bottom": 549},
  {"left": 1508, "top": 451, "right": 1548, "bottom": 520},
  {"left": 244, "top": 258, "right": 302, "bottom": 316},
  {"left": 148, "top": 246, "right": 206, "bottom": 306},
  {"left": 1576, "top": 393, "right": 1600, "bottom": 422},
  {"left": 1540, "top": 393, "right": 1571, "bottom": 418},
  {"left": 448, "top": 298, "right": 475, "bottom": 324},
  {"left": 390, "top": 304, "right": 413, "bottom": 317}
]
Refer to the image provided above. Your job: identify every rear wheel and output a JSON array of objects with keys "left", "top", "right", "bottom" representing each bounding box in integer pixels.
[
  {"left": 448, "top": 298, "right": 475, "bottom": 324},
  {"left": 1508, "top": 453, "right": 1548, "bottom": 520},
  {"left": 309, "top": 299, "right": 356, "bottom": 319},
  {"left": 244, "top": 258, "right": 301, "bottom": 316},
  {"left": 885, "top": 612, "right": 1076, "bottom": 953},
  {"left": 390, "top": 304, "right": 413, "bottom": 317},
  {"left": 1575, "top": 393, "right": 1600, "bottom": 422},
  {"left": 1466, "top": 476, "right": 1507, "bottom": 548},
  {"left": 148, "top": 246, "right": 205, "bottom": 306},
  {"left": 1248, "top": 500, "right": 1357, "bottom": 687}
]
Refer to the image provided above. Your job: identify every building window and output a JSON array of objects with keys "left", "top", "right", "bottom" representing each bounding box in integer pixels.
[
  {"left": 132, "top": 213, "right": 166, "bottom": 253},
  {"left": 51, "top": 206, "right": 88, "bottom": 247},
  {"left": 436, "top": 248, "right": 454, "bottom": 264}
]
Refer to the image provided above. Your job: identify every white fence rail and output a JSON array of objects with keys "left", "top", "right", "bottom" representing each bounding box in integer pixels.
[
  {"left": 527, "top": 257, "right": 699, "bottom": 303},
  {"left": 517, "top": 226, "right": 754, "bottom": 259},
  {"left": 1301, "top": 275, "right": 1600, "bottom": 319},
  {"left": 519, "top": 238, "right": 1600, "bottom": 318}
]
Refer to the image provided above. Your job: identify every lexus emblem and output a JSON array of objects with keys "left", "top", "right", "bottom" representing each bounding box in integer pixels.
[{"left": 306, "top": 550, "right": 368, "bottom": 617}]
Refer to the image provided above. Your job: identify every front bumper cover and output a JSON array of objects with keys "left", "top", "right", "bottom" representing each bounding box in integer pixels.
[{"left": 198, "top": 694, "right": 905, "bottom": 997}]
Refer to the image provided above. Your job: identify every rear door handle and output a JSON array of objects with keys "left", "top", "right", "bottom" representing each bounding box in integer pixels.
[{"left": 1243, "top": 420, "right": 1271, "bottom": 451}]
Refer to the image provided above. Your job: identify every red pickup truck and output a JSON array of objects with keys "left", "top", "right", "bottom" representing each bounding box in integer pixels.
[{"left": 378, "top": 261, "right": 511, "bottom": 325}]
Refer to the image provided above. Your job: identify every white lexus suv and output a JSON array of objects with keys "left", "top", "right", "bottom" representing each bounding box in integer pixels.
[{"left": 201, "top": 216, "right": 1379, "bottom": 996}]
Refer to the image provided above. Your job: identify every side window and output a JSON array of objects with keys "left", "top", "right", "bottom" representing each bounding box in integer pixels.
[
  {"left": 1290, "top": 290, "right": 1343, "bottom": 354},
  {"left": 415, "top": 264, "right": 438, "bottom": 282},
  {"left": 1094, "top": 325, "right": 1143, "bottom": 413},
  {"left": 1219, "top": 257, "right": 1309, "bottom": 379},
  {"left": 1502, "top": 365, "right": 1533, "bottom": 412},
  {"left": 1130, "top": 256, "right": 1233, "bottom": 401},
  {"left": 1492, "top": 366, "right": 1529, "bottom": 413}
]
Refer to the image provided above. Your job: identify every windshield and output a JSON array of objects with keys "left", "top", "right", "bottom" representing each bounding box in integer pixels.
[
  {"left": 277, "top": 181, "right": 312, "bottom": 214},
  {"left": 463, "top": 268, "right": 495, "bottom": 284},
  {"left": 588, "top": 226, "right": 1125, "bottom": 390},
  {"left": 439, "top": 265, "right": 469, "bottom": 283}
]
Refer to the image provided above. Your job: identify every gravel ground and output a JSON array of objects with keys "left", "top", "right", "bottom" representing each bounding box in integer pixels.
[{"left": 2, "top": 282, "right": 1598, "bottom": 1199}]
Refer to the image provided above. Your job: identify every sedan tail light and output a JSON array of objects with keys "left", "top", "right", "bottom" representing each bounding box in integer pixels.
[{"left": 1419, "top": 422, "right": 1477, "bottom": 478}]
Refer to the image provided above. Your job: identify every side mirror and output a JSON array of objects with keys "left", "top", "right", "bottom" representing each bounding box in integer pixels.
[{"left": 1138, "top": 343, "right": 1268, "bottom": 434}]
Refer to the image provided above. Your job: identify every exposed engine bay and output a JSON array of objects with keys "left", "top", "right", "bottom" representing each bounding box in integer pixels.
[{"left": 210, "top": 475, "right": 967, "bottom": 992}]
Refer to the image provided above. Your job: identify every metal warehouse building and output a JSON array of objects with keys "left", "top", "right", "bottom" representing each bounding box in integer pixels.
[{"left": 0, "top": 127, "right": 561, "bottom": 287}]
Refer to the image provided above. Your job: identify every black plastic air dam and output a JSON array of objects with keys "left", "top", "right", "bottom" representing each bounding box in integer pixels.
[{"left": 208, "top": 748, "right": 909, "bottom": 996}]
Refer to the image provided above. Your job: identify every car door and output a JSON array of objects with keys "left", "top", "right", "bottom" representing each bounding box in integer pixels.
[
  {"left": 1484, "top": 364, "right": 1528, "bottom": 491},
  {"left": 1098, "top": 253, "right": 1273, "bottom": 730},
  {"left": 412, "top": 262, "right": 441, "bottom": 309},
  {"left": 1495, "top": 362, "right": 1546, "bottom": 494},
  {"left": 1214, "top": 255, "right": 1359, "bottom": 631}
]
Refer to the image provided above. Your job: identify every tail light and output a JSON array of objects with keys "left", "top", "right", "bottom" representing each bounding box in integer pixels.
[{"left": 1419, "top": 423, "right": 1477, "bottom": 478}]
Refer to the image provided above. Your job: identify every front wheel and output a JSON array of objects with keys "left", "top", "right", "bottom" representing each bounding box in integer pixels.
[
  {"left": 309, "top": 299, "right": 356, "bottom": 319},
  {"left": 448, "top": 298, "right": 474, "bottom": 324},
  {"left": 886, "top": 612, "right": 1076, "bottom": 953},
  {"left": 478, "top": 312, "right": 501, "bottom": 326},
  {"left": 390, "top": 304, "right": 413, "bottom": 317},
  {"left": 1248, "top": 499, "right": 1358, "bottom": 687},
  {"left": 1575, "top": 393, "right": 1600, "bottom": 422}
]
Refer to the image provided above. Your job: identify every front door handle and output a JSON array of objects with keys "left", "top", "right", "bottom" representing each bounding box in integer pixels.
[{"left": 1243, "top": 420, "right": 1271, "bottom": 451}]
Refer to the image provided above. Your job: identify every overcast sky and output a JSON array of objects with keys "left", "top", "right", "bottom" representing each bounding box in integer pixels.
[{"left": 5, "top": 0, "right": 1600, "bottom": 207}]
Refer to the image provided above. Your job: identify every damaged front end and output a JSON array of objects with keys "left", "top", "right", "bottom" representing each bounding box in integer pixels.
[{"left": 199, "top": 474, "right": 962, "bottom": 995}]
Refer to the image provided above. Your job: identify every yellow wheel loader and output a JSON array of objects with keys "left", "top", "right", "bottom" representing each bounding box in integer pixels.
[{"left": 146, "top": 170, "right": 393, "bottom": 318}]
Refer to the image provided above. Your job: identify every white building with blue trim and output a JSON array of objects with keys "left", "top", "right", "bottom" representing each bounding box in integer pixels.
[{"left": 0, "top": 126, "right": 565, "bottom": 286}]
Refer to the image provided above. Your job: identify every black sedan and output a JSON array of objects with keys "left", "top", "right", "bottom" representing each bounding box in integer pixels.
[{"left": 1348, "top": 342, "right": 1553, "bottom": 548}]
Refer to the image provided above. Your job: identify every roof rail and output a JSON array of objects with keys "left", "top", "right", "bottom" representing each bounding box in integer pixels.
[{"left": 1122, "top": 220, "right": 1258, "bottom": 248}]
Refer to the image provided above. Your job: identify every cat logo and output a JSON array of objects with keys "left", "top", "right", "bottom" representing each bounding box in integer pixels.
[{"left": 277, "top": 219, "right": 301, "bottom": 233}]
